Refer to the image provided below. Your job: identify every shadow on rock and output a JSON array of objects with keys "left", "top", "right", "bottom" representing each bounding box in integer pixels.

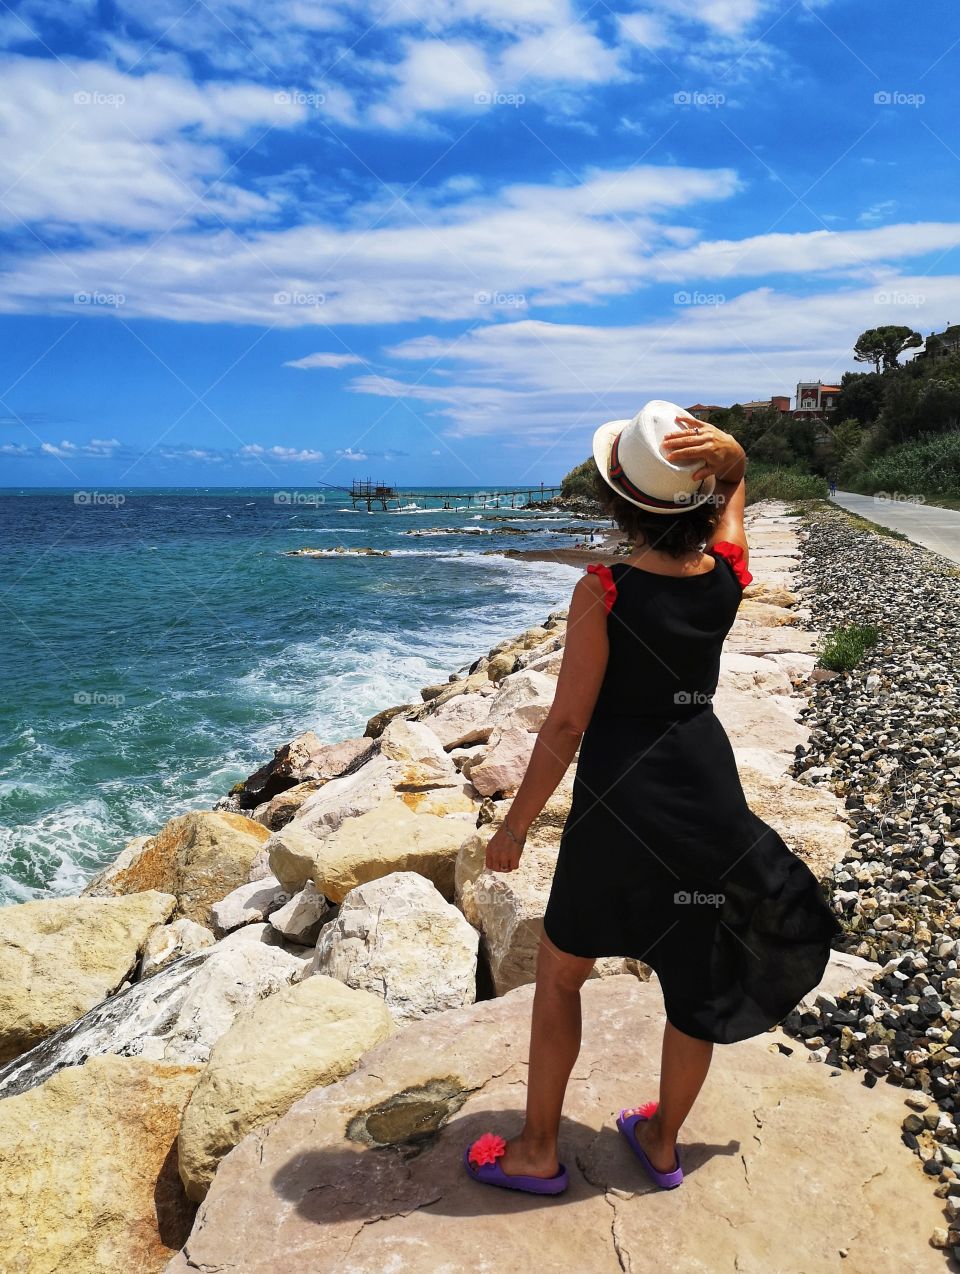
[{"left": 272, "top": 1107, "right": 740, "bottom": 1222}]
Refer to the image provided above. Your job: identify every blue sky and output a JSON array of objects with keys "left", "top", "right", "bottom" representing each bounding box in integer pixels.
[{"left": 0, "top": 0, "right": 957, "bottom": 487}]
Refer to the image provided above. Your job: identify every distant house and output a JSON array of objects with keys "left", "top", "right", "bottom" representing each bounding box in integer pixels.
[
  {"left": 926, "top": 325, "right": 960, "bottom": 358},
  {"left": 794, "top": 381, "right": 841, "bottom": 416},
  {"left": 742, "top": 395, "right": 791, "bottom": 418},
  {"left": 685, "top": 403, "right": 726, "bottom": 422}
]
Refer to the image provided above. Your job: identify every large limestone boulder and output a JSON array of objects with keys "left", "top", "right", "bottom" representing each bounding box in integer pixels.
[
  {"left": 177, "top": 977, "right": 395, "bottom": 1201},
  {"left": 523, "top": 646, "right": 564, "bottom": 676},
  {"left": 154, "top": 941, "right": 308, "bottom": 1065},
  {"left": 487, "top": 668, "right": 556, "bottom": 732},
  {"left": 0, "top": 940, "right": 309, "bottom": 1098},
  {"left": 166, "top": 975, "right": 946, "bottom": 1274},
  {"left": 378, "top": 717, "right": 459, "bottom": 785},
  {"left": 452, "top": 767, "right": 630, "bottom": 995},
  {"left": 268, "top": 880, "right": 333, "bottom": 945},
  {"left": 427, "top": 669, "right": 489, "bottom": 706},
  {"left": 252, "top": 779, "right": 323, "bottom": 830},
  {"left": 0, "top": 889, "right": 175, "bottom": 1063},
  {"left": 293, "top": 735, "right": 468, "bottom": 840},
  {"left": 465, "top": 726, "right": 536, "bottom": 797},
  {"left": 82, "top": 810, "right": 271, "bottom": 927},
  {"left": 267, "top": 824, "right": 330, "bottom": 893},
  {"left": 294, "top": 752, "right": 404, "bottom": 836},
  {"left": 456, "top": 828, "right": 560, "bottom": 995},
  {"left": 272, "top": 799, "right": 471, "bottom": 902},
  {"left": 312, "top": 872, "right": 479, "bottom": 1021},
  {"left": 209, "top": 877, "right": 285, "bottom": 937},
  {"left": 233, "top": 733, "right": 373, "bottom": 809},
  {"left": 141, "top": 918, "right": 216, "bottom": 979},
  {"left": 516, "top": 630, "right": 565, "bottom": 670},
  {"left": 0, "top": 1055, "right": 200, "bottom": 1274},
  {"left": 421, "top": 692, "right": 493, "bottom": 750}
]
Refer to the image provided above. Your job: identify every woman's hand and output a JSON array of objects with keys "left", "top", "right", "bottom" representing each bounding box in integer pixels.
[
  {"left": 485, "top": 821, "right": 526, "bottom": 873},
  {"left": 661, "top": 413, "right": 745, "bottom": 484}
]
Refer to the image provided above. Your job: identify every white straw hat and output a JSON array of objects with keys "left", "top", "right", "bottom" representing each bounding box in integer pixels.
[{"left": 592, "top": 400, "right": 716, "bottom": 515}]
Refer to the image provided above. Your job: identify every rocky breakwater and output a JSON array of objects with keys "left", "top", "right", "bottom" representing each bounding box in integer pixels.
[
  {"left": 779, "top": 502, "right": 960, "bottom": 1259},
  {"left": 1, "top": 500, "right": 906, "bottom": 1273}
]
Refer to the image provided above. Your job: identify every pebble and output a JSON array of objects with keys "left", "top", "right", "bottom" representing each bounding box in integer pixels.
[{"left": 783, "top": 510, "right": 960, "bottom": 1184}]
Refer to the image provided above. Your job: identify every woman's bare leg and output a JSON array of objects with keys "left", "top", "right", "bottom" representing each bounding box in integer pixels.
[
  {"left": 632, "top": 1019, "right": 714, "bottom": 1172},
  {"left": 498, "top": 932, "right": 595, "bottom": 1177}
]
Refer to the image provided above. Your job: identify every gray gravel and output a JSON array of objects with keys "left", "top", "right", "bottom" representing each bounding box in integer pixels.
[{"left": 781, "top": 504, "right": 960, "bottom": 1235}]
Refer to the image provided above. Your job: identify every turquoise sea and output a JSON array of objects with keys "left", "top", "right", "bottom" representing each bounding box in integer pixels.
[{"left": 0, "top": 486, "right": 584, "bottom": 904}]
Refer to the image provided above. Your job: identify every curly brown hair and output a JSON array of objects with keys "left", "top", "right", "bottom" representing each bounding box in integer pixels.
[{"left": 592, "top": 468, "right": 721, "bottom": 559}]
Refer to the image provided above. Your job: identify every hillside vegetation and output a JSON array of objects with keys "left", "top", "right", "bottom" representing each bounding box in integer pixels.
[{"left": 560, "top": 324, "right": 960, "bottom": 504}]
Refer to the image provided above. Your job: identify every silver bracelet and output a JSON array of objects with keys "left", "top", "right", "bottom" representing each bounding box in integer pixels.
[{"left": 503, "top": 823, "right": 526, "bottom": 847}]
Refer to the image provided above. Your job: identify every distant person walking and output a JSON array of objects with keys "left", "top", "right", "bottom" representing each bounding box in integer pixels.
[
  {"left": 829, "top": 476, "right": 838, "bottom": 497},
  {"left": 463, "top": 401, "right": 841, "bottom": 1196}
]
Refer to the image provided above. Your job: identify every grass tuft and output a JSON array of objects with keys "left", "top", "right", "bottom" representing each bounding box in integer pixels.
[{"left": 817, "top": 623, "right": 880, "bottom": 673}]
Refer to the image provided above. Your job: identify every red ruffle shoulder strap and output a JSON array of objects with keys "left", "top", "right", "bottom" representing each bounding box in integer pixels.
[
  {"left": 586, "top": 562, "right": 617, "bottom": 613},
  {"left": 711, "top": 540, "right": 753, "bottom": 587}
]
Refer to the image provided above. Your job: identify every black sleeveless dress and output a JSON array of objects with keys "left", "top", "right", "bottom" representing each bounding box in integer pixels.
[{"left": 541, "top": 545, "right": 843, "bottom": 1045}]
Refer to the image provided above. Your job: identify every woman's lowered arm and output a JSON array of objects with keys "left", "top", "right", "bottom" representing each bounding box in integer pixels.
[{"left": 485, "top": 571, "right": 610, "bottom": 873}]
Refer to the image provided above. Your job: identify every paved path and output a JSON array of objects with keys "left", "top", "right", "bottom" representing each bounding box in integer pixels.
[{"left": 831, "top": 490, "right": 960, "bottom": 566}]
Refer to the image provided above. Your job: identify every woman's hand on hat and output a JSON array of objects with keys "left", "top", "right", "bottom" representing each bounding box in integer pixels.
[
  {"left": 661, "top": 415, "right": 746, "bottom": 483},
  {"left": 485, "top": 821, "right": 525, "bottom": 873}
]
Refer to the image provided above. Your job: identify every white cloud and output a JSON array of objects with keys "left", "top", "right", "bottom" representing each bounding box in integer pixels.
[
  {"left": 362, "top": 272, "right": 954, "bottom": 438},
  {"left": 617, "top": 12, "right": 677, "bottom": 49},
  {"left": 240, "top": 444, "right": 325, "bottom": 461},
  {"left": 283, "top": 352, "right": 365, "bottom": 368},
  {"left": 336, "top": 448, "right": 370, "bottom": 461},
  {"left": 0, "top": 54, "right": 304, "bottom": 233},
  {"left": 0, "top": 162, "right": 741, "bottom": 325},
  {"left": 858, "top": 200, "right": 898, "bottom": 226},
  {"left": 0, "top": 0, "right": 788, "bottom": 137},
  {"left": 657, "top": 0, "right": 771, "bottom": 36},
  {"left": 38, "top": 437, "right": 121, "bottom": 457},
  {"left": 348, "top": 376, "right": 455, "bottom": 401},
  {"left": 499, "top": 23, "right": 625, "bottom": 87},
  {"left": 648, "top": 222, "right": 960, "bottom": 280},
  {"left": 368, "top": 38, "right": 494, "bottom": 130}
]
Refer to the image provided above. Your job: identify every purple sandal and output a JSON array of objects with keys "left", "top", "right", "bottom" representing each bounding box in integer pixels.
[
  {"left": 616, "top": 1101, "right": 683, "bottom": 1189},
  {"left": 463, "top": 1132, "right": 569, "bottom": 1195}
]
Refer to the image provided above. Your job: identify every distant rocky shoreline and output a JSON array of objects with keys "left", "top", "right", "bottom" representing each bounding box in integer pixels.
[{"left": 0, "top": 500, "right": 954, "bottom": 1271}]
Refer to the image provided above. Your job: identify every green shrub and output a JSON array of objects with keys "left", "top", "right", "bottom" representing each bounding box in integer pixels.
[
  {"left": 817, "top": 623, "right": 879, "bottom": 672},
  {"left": 745, "top": 465, "right": 828, "bottom": 504},
  {"left": 560, "top": 458, "right": 598, "bottom": 499},
  {"left": 851, "top": 430, "right": 960, "bottom": 498}
]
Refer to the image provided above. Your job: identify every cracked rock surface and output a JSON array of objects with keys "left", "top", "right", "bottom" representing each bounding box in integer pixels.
[{"left": 166, "top": 974, "right": 944, "bottom": 1274}]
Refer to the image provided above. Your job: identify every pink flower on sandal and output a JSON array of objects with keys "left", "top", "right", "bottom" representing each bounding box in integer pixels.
[
  {"left": 468, "top": 1132, "right": 506, "bottom": 1167},
  {"left": 623, "top": 1100, "right": 658, "bottom": 1119}
]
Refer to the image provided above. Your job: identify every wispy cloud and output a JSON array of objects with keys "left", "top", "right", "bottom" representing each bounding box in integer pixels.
[{"left": 283, "top": 352, "right": 365, "bottom": 369}]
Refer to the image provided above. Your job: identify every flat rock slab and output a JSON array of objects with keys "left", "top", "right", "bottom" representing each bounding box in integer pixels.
[
  {"left": 725, "top": 622, "right": 819, "bottom": 656},
  {"left": 168, "top": 975, "right": 944, "bottom": 1274}
]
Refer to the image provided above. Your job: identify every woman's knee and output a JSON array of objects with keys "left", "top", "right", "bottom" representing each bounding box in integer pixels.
[{"left": 536, "top": 932, "right": 595, "bottom": 992}]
